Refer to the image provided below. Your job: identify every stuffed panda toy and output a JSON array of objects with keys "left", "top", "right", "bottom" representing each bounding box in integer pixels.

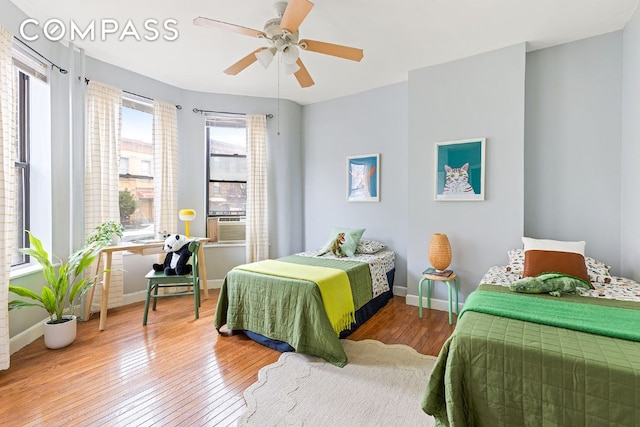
[{"left": 152, "top": 234, "right": 193, "bottom": 276}]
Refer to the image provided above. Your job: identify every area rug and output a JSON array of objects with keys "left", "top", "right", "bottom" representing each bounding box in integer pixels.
[{"left": 237, "top": 339, "right": 437, "bottom": 426}]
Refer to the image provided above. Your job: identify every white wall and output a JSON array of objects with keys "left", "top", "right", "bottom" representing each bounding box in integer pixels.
[
  {"left": 407, "top": 44, "right": 526, "bottom": 302},
  {"left": 302, "top": 83, "right": 409, "bottom": 289},
  {"left": 524, "top": 32, "right": 623, "bottom": 271},
  {"left": 622, "top": 6, "right": 640, "bottom": 279}
]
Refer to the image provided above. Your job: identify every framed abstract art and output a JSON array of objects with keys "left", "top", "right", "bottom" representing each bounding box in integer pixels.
[{"left": 347, "top": 153, "right": 380, "bottom": 202}]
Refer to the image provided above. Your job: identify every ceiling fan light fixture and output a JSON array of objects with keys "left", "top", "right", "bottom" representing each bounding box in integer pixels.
[
  {"left": 283, "top": 61, "right": 300, "bottom": 75},
  {"left": 255, "top": 47, "right": 276, "bottom": 68},
  {"left": 281, "top": 44, "right": 299, "bottom": 65}
]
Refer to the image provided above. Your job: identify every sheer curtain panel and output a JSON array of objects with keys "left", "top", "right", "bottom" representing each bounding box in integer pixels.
[
  {"left": 153, "top": 100, "right": 178, "bottom": 235},
  {"left": 245, "top": 114, "right": 269, "bottom": 262},
  {"left": 85, "top": 81, "right": 124, "bottom": 311},
  {"left": 0, "top": 25, "right": 16, "bottom": 369}
]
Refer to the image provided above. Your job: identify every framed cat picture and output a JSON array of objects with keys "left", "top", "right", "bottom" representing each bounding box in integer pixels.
[
  {"left": 347, "top": 153, "right": 380, "bottom": 202},
  {"left": 434, "top": 138, "right": 485, "bottom": 201}
]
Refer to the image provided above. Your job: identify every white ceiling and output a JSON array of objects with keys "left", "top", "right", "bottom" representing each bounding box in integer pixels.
[{"left": 8, "top": 0, "right": 640, "bottom": 105}]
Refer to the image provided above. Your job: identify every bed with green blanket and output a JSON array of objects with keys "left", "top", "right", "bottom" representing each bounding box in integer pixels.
[
  {"left": 214, "top": 252, "right": 395, "bottom": 367},
  {"left": 422, "top": 284, "right": 640, "bottom": 426}
]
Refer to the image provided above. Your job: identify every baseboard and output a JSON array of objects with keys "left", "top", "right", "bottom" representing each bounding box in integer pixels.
[
  {"left": 392, "top": 285, "right": 407, "bottom": 297},
  {"left": 405, "top": 293, "right": 463, "bottom": 313},
  {"left": 10, "top": 321, "right": 44, "bottom": 355},
  {"left": 208, "top": 279, "right": 224, "bottom": 289}
]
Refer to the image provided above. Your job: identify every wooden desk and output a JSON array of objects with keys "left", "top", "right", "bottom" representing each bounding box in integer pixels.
[{"left": 84, "top": 238, "right": 210, "bottom": 330}]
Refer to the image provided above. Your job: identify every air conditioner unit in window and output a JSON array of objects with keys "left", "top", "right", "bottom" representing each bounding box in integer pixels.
[{"left": 217, "top": 216, "right": 246, "bottom": 242}]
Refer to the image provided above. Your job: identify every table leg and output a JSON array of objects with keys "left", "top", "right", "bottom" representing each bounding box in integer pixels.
[
  {"left": 454, "top": 278, "right": 459, "bottom": 315},
  {"left": 447, "top": 282, "right": 453, "bottom": 324},
  {"left": 418, "top": 277, "right": 424, "bottom": 318},
  {"left": 197, "top": 242, "right": 209, "bottom": 299},
  {"left": 427, "top": 279, "right": 432, "bottom": 309},
  {"left": 98, "top": 251, "right": 113, "bottom": 331},
  {"left": 83, "top": 254, "right": 102, "bottom": 321}
]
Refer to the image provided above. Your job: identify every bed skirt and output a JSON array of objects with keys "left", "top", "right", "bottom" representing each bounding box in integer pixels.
[{"left": 244, "top": 268, "right": 396, "bottom": 352}]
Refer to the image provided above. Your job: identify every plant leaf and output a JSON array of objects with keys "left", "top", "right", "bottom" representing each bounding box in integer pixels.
[
  {"left": 40, "top": 286, "right": 58, "bottom": 318},
  {"left": 8, "top": 285, "right": 44, "bottom": 303},
  {"left": 8, "top": 300, "right": 44, "bottom": 311}
]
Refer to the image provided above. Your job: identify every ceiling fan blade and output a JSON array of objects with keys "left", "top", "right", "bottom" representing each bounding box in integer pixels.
[
  {"left": 224, "top": 48, "right": 267, "bottom": 75},
  {"left": 299, "top": 39, "right": 364, "bottom": 62},
  {"left": 294, "top": 58, "right": 315, "bottom": 88},
  {"left": 193, "top": 17, "right": 266, "bottom": 38},
  {"left": 280, "top": 0, "right": 314, "bottom": 34}
]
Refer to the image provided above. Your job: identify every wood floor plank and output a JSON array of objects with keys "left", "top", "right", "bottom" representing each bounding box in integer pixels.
[{"left": 1, "top": 291, "right": 455, "bottom": 426}]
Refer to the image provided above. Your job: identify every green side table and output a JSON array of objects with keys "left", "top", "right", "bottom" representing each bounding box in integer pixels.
[{"left": 419, "top": 271, "right": 459, "bottom": 324}]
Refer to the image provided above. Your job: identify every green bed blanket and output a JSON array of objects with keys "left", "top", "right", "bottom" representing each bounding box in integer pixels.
[
  {"left": 214, "top": 255, "right": 372, "bottom": 367},
  {"left": 460, "top": 286, "right": 640, "bottom": 341},
  {"left": 423, "top": 286, "right": 640, "bottom": 426},
  {"left": 235, "top": 259, "right": 355, "bottom": 335}
]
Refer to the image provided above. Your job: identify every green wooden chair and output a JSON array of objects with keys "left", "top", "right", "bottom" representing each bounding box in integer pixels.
[{"left": 143, "top": 240, "right": 201, "bottom": 325}]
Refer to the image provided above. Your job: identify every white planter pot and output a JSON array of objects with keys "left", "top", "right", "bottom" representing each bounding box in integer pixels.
[{"left": 43, "top": 315, "right": 77, "bottom": 349}]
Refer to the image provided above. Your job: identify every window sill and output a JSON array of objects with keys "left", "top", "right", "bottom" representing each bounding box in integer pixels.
[
  {"left": 10, "top": 263, "right": 44, "bottom": 280},
  {"left": 204, "top": 242, "right": 246, "bottom": 248}
]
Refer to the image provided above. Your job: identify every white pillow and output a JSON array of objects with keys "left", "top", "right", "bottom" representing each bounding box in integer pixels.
[{"left": 521, "top": 237, "right": 585, "bottom": 254}]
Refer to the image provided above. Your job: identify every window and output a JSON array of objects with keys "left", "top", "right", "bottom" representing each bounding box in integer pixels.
[
  {"left": 206, "top": 115, "right": 247, "bottom": 217},
  {"left": 12, "top": 71, "right": 29, "bottom": 266},
  {"left": 140, "top": 160, "right": 151, "bottom": 176},
  {"left": 119, "top": 157, "right": 129, "bottom": 175},
  {"left": 11, "top": 44, "right": 50, "bottom": 268},
  {"left": 120, "top": 95, "right": 154, "bottom": 240}
]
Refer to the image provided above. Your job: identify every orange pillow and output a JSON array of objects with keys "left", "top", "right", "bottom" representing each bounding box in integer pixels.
[{"left": 522, "top": 237, "right": 591, "bottom": 286}]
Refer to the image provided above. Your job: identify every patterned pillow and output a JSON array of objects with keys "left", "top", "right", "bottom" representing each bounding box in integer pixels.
[
  {"left": 585, "top": 256, "right": 612, "bottom": 282},
  {"left": 506, "top": 248, "right": 525, "bottom": 274},
  {"left": 355, "top": 239, "right": 385, "bottom": 254}
]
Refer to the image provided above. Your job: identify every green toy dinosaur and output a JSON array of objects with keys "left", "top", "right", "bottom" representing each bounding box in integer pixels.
[
  {"left": 318, "top": 232, "right": 347, "bottom": 258},
  {"left": 509, "top": 272, "right": 591, "bottom": 297}
]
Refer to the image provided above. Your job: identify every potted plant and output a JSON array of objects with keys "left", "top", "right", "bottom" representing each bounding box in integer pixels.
[
  {"left": 8, "top": 232, "right": 106, "bottom": 349},
  {"left": 86, "top": 220, "right": 125, "bottom": 245}
]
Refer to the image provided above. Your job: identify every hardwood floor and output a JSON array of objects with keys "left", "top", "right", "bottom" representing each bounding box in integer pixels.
[{"left": 0, "top": 291, "right": 456, "bottom": 426}]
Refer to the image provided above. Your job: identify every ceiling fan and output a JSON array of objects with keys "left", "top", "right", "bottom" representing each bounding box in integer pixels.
[{"left": 193, "top": 0, "right": 364, "bottom": 88}]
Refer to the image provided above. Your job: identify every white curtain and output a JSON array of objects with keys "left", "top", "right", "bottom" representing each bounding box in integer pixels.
[
  {"left": 153, "top": 100, "right": 178, "bottom": 235},
  {"left": 245, "top": 114, "right": 269, "bottom": 262},
  {"left": 85, "top": 81, "right": 123, "bottom": 311},
  {"left": 0, "top": 25, "right": 16, "bottom": 370}
]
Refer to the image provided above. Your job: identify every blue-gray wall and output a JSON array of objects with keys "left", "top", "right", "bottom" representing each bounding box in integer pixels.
[
  {"left": 524, "top": 33, "right": 623, "bottom": 270},
  {"left": 407, "top": 44, "right": 526, "bottom": 302},
  {"left": 621, "top": 5, "right": 640, "bottom": 280},
  {"left": 302, "top": 83, "right": 409, "bottom": 288}
]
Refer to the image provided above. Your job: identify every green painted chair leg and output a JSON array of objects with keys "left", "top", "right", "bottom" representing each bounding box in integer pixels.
[
  {"left": 143, "top": 280, "right": 152, "bottom": 326},
  {"left": 418, "top": 277, "right": 425, "bottom": 318},
  {"left": 193, "top": 278, "right": 200, "bottom": 320}
]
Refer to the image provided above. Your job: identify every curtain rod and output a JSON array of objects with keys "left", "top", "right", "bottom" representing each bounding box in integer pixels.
[
  {"left": 193, "top": 108, "right": 273, "bottom": 119},
  {"left": 80, "top": 77, "right": 182, "bottom": 109},
  {"left": 13, "top": 36, "right": 68, "bottom": 74}
]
